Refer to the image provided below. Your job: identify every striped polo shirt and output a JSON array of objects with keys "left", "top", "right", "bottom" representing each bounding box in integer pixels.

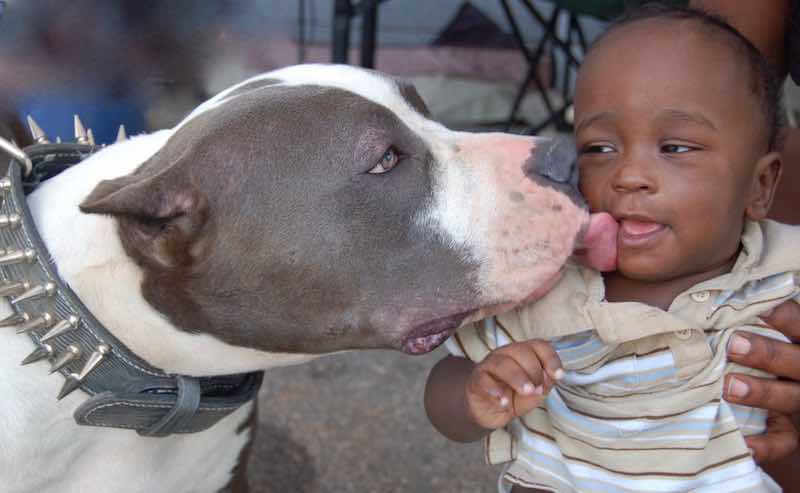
[{"left": 446, "top": 220, "right": 800, "bottom": 493}]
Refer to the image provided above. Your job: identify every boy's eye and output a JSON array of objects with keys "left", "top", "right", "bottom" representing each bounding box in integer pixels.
[
  {"left": 661, "top": 144, "right": 693, "bottom": 154},
  {"left": 582, "top": 144, "right": 615, "bottom": 154}
]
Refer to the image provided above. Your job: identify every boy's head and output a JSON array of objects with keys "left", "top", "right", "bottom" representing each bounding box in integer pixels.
[{"left": 574, "top": 4, "right": 784, "bottom": 283}]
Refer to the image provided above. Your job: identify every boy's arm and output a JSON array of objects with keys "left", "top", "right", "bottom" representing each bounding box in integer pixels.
[{"left": 424, "top": 355, "right": 491, "bottom": 443}]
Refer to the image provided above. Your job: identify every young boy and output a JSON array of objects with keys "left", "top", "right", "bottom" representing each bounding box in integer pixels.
[{"left": 425, "top": 5, "right": 797, "bottom": 493}]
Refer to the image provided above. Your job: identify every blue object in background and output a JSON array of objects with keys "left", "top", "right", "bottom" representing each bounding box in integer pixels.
[{"left": 17, "top": 88, "right": 146, "bottom": 145}]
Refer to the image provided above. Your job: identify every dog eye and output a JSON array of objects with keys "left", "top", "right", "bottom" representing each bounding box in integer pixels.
[{"left": 368, "top": 148, "right": 400, "bottom": 174}]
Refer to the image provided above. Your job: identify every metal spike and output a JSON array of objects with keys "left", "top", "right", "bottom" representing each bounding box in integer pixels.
[
  {"left": 15, "top": 312, "right": 53, "bottom": 334},
  {"left": 0, "top": 213, "right": 21, "bottom": 229},
  {"left": 0, "top": 137, "right": 33, "bottom": 177},
  {"left": 87, "top": 128, "right": 95, "bottom": 146},
  {"left": 49, "top": 345, "right": 80, "bottom": 374},
  {"left": 78, "top": 344, "right": 109, "bottom": 379},
  {"left": 73, "top": 115, "right": 88, "bottom": 144},
  {"left": 57, "top": 344, "right": 109, "bottom": 400},
  {"left": 0, "top": 248, "right": 36, "bottom": 266},
  {"left": 57, "top": 374, "right": 81, "bottom": 400},
  {"left": 26, "top": 115, "right": 50, "bottom": 144},
  {"left": 40, "top": 315, "right": 79, "bottom": 342},
  {"left": 0, "top": 311, "right": 28, "bottom": 327},
  {"left": 11, "top": 282, "right": 56, "bottom": 304},
  {"left": 0, "top": 281, "right": 28, "bottom": 298},
  {"left": 116, "top": 125, "right": 127, "bottom": 142},
  {"left": 21, "top": 343, "right": 52, "bottom": 365}
]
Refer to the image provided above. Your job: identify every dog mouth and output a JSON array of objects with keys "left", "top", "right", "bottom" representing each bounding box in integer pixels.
[
  {"left": 399, "top": 273, "right": 563, "bottom": 355},
  {"left": 400, "top": 310, "right": 476, "bottom": 354}
]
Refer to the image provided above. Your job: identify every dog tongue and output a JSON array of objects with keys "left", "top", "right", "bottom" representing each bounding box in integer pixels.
[{"left": 576, "top": 212, "right": 618, "bottom": 272}]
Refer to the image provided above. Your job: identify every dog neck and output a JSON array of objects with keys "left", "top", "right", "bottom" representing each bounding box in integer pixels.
[{"left": 26, "top": 131, "right": 316, "bottom": 376}]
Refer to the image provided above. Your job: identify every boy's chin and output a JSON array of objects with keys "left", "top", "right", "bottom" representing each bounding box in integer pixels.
[{"left": 614, "top": 256, "right": 677, "bottom": 283}]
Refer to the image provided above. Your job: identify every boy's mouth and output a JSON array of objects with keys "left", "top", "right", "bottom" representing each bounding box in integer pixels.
[{"left": 619, "top": 218, "right": 667, "bottom": 246}]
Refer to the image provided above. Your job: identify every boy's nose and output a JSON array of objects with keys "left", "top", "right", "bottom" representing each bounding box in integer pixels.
[{"left": 612, "top": 155, "right": 656, "bottom": 193}]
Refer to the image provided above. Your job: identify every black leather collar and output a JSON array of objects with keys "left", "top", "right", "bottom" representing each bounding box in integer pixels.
[{"left": 2, "top": 141, "right": 263, "bottom": 437}]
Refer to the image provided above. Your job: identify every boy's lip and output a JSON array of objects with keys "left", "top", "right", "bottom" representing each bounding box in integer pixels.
[{"left": 614, "top": 213, "right": 668, "bottom": 247}]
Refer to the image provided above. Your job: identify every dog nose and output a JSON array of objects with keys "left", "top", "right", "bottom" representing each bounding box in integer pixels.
[{"left": 527, "top": 135, "right": 578, "bottom": 188}]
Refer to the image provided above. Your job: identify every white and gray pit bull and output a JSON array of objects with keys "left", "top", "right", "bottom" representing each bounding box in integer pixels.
[{"left": 0, "top": 64, "right": 616, "bottom": 492}]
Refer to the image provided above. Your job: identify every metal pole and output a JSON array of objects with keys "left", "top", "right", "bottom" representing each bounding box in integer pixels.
[
  {"left": 298, "top": 0, "right": 306, "bottom": 63},
  {"left": 360, "top": 0, "right": 378, "bottom": 68},
  {"left": 332, "top": 0, "right": 352, "bottom": 64}
]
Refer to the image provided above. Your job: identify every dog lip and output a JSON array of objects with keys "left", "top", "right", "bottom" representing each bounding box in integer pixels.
[{"left": 400, "top": 309, "right": 476, "bottom": 354}]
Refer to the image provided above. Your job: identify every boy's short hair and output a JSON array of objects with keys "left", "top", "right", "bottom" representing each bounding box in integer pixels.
[{"left": 593, "top": 2, "right": 784, "bottom": 150}]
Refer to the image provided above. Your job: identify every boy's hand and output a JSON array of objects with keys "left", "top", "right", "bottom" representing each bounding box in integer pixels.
[{"left": 465, "top": 340, "right": 564, "bottom": 430}]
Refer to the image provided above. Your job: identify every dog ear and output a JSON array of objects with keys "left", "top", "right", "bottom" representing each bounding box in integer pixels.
[{"left": 79, "top": 173, "right": 209, "bottom": 269}]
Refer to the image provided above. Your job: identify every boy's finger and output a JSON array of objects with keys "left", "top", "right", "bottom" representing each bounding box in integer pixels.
[
  {"left": 493, "top": 343, "right": 548, "bottom": 389},
  {"left": 480, "top": 352, "right": 541, "bottom": 397},
  {"left": 513, "top": 391, "right": 546, "bottom": 417},
  {"left": 524, "top": 339, "right": 565, "bottom": 382},
  {"left": 468, "top": 367, "right": 514, "bottom": 409}
]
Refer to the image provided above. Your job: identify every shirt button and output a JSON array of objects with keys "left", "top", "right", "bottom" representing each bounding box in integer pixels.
[
  {"left": 675, "top": 329, "right": 692, "bottom": 340},
  {"left": 690, "top": 291, "right": 710, "bottom": 302}
]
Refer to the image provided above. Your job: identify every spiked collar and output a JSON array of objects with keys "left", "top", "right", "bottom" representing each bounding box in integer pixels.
[{"left": 1, "top": 136, "right": 263, "bottom": 437}]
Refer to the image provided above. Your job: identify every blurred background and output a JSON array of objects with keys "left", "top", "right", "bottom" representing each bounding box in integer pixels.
[
  {"left": 0, "top": 0, "right": 617, "bottom": 146},
  {"left": 0, "top": 1, "right": 796, "bottom": 492}
]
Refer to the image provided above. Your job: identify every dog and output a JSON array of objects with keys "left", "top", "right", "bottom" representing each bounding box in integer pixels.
[{"left": 0, "top": 64, "right": 615, "bottom": 492}]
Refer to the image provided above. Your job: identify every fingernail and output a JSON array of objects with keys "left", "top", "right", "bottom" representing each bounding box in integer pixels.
[
  {"left": 500, "top": 396, "right": 510, "bottom": 407},
  {"left": 728, "top": 335, "right": 751, "bottom": 356},
  {"left": 522, "top": 383, "right": 534, "bottom": 395},
  {"left": 534, "top": 385, "right": 544, "bottom": 395},
  {"left": 554, "top": 368, "right": 565, "bottom": 380},
  {"left": 727, "top": 377, "right": 750, "bottom": 398}
]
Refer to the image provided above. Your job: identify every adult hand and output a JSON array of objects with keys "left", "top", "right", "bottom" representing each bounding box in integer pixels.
[{"left": 725, "top": 300, "right": 800, "bottom": 463}]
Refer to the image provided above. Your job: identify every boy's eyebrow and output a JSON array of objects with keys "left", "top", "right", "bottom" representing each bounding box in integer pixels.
[
  {"left": 575, "top": 111, "right": 614, "bottom": 133},
  {"left": 658, "top": 109, "right": 717, "bottom": 130}
]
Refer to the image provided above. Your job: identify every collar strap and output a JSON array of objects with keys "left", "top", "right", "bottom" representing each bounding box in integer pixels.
[{"left": 2, "top": 146, "right": 263, "bottom": 437}]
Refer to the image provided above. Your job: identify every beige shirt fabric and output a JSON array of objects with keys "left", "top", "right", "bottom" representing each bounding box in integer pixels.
[{"left": 447, "top": 220, "right": 800, "bottom": 493}]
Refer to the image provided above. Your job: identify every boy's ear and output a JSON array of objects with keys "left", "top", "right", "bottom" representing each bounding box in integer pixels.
[
  {"left": 745, "top": 151, "right": 783, "bottom": 221},
  {"left": 79, "top": 173, "right": 209, "bottom": 269}
]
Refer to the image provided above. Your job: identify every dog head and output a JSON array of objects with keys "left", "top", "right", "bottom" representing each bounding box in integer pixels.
[{"left": 79, "top": 64, "right": 615, "bottom": 357}]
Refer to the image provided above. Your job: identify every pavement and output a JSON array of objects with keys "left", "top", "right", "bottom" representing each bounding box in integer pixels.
[{"left": 246, "top": 347, "right": 501, "bottom": 492}]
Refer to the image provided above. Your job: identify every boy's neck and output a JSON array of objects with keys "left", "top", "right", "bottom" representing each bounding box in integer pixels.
[{"left": 602, "top": 256, "right": 737, "bottom": 310}]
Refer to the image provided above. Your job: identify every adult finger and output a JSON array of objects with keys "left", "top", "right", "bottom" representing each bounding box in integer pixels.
[
  {"left": 727, "top": 331, "right": 800, "bottom": 382},
  {"left": 724, "top": 373, "right": 800, "bottom": 415},
  {"left": 761, "top": 299, "right": 800, "bottom": 342},
  {"left": 745, "top": 412, "right": 799, "bottom": 464}
]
